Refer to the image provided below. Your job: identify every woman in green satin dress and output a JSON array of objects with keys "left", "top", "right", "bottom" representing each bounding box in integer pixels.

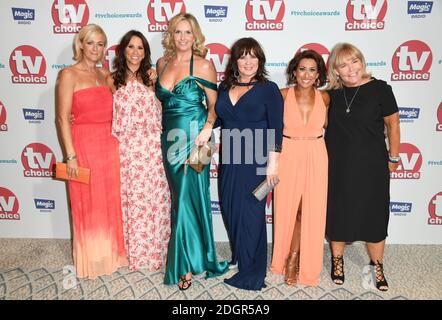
[{"left": 155, "top": 13, "right": 228, "bottom": 290}]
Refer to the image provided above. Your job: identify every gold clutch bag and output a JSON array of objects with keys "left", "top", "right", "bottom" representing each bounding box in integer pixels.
[
  {"left": 55, "top": 162, "right": 90, "bottom": 184},
  {"left": 187, "top": 141, "right": 216, "bottom": 173}
]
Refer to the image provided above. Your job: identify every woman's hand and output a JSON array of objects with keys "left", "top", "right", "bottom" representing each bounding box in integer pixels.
[
  {"left": 388, "top": 161, "right": 399, "bottom": 172},
  {"left": 266, "top": 151, "right": 280, "bottom": 187},
  {"left": 195, "top": 123, "right": 213, "bottom": 146},
  {"left": 67, "top": 159, "right": 79, "bottom": 178}
]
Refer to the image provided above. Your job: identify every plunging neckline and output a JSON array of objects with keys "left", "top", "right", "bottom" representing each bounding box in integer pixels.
[
  {"left": 158, "top": 54, "right": 194, "bottom": 94},
  {"left": 293, "top": 87, "right": 316, "bottom": 126},
  {"left": 158, "top": 75, "right": 192, "bottom": 93},
  {"left": 228, "top": 83, "right": 256, "bottom": 107}
]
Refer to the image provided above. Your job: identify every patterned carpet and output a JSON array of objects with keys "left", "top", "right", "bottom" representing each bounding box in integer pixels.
[{"left": 1, "top": 239, "right": 441, "bottom": 300}]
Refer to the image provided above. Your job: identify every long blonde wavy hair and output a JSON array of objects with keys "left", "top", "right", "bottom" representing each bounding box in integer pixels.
[
  {"left": 161, "top": 13, "right": 207, "bottom": 60},
  {"left": 327, "top": 42, "right": 371, "bottom": 90}
]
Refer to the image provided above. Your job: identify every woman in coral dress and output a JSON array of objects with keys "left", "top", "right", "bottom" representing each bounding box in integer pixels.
[
  {"left": 56, "top": 24, "right": 127, "bottom": 279},
  {"left": 110, "top": 30, "right": 171, "bottom": 271},
  {"left": 270, "top": 50, "right": 329, "bottom": 286}
]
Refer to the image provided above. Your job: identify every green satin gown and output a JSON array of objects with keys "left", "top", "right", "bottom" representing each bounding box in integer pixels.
[{"left": 155, "top": 55, "right": 228, "bottom": 285}]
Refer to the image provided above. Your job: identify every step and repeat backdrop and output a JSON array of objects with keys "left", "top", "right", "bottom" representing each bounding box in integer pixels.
[{"left": 0, "top": 0, "right": 441, "bottom": 243}]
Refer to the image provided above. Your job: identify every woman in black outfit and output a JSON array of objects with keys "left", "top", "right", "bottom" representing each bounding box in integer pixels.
[{"left": 325, "top": 43, "right": 401, "bottom": 291}]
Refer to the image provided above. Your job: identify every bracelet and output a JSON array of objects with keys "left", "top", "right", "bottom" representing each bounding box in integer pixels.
[
  {"left": 65, "top": 154, "right": 77, "bottom": 161},
  {"left": 388, "top": 155, "right": 400, "bottom": 163}
]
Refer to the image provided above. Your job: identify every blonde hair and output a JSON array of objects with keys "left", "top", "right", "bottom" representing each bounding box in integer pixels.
[
  {"left": 327, "top": 42, "right": 371, "bottom": 90},
  {"left": 162, "top": 13, "right": 207, "bottom": 60},
  {"left": 73, "top": 24, "right": 107, "bottom": 61}
]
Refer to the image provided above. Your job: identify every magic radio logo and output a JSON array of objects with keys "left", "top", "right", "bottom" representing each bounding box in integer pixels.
[
  {"left": 147, "top": 0, "right": 186, "bottom": 32},
  {"left": 391, "top": 40, "right": 432, "bottom": 81},
  {"left": 21, "top": 143, "right": 56, "bottom": 178},
  {"left": 103, "top": 45, "right": 119, "bottom": 72},
  {"left": 428, "top": 192, "right": 442, "bottom": 225},
  {"left": 51, "top": 0, "right": 89, "bottom": 34},
  {"left": 436, "top": 102, "right": 442, "bottom": 132},
  {"left": 245, "top": 0, "right": 285, "bottom": 31},
  {"left": 207, "top": 43, "right": 230, "bottom": 83},
  {"left": 390, "top": 201, "right": 412, "bottom": 216},
  {"left": 0, "top": 100, "right": 8, "bottom": 132},
  {"left": 10, "top": 45, "right": 47, "bottom": 84},
  {"left": 0, "top": 187, "right": 20, "bottom": 220},
  {"left": 11, "top": 7, "right": 35, "bottom": 24},
  {"left": 390, "top": 143, "right": 422, "bottom": 179},
  {"left": 345, "top": 0, "right": 387, "bottom": 31},
  {"left": 296, "top": 43, "right": 330, "bottom": 66}
]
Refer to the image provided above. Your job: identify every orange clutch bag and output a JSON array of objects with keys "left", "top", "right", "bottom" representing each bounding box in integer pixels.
[{"left": 55, "top": 162, "right": 90, "bottom": 184}]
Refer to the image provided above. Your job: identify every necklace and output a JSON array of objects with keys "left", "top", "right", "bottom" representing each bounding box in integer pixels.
[
  {"left": 343, "top": 86, "right": 360, "bottom": 114},
  {"left": 233, "top": 81, "right": 257, "bottom": 88}
]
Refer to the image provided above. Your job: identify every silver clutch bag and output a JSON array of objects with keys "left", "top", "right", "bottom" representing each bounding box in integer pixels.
[{"left": 252, "top": 179, "right": 277, "bottom": 201}]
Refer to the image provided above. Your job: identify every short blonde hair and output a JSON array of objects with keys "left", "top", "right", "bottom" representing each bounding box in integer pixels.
[
  {"left": 73, "top": 24, "right": 107, "bottom": 61},
  {"left": 327, "top": 42, "right": 371, "bottom": 90},
  {"left": 162, "top": 13, "right": 207, "bottom": 60}
]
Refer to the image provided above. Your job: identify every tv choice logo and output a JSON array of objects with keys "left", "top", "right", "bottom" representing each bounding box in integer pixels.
[
  {"left": 205, "top": 5, "right": 228, "bottom": 21},
  {"left": 147, "top": 0, "right": 186, "bottom": 32},
  {"left": 296, "top": 43, "right": 330, "bottom": 66},
  {"left": 207, "top": 43, "right": 230, "bottom": 83},
  {"left": 428, "top": 192, "right": 442, "bottom": 225},
  {"left": 21, "top": 143, "right": 56, "bottom": 178},
  {"left": 103, "top": 45, "right": 119, "bottom": 72},
  {"left": 0, "top": 187, "right": 20, "bottom": 220},
  {"left": 0, "top": 100, "right": 8, "bottom": 131},
  {"left": 12, "top": 8, "right": 35, "bottom": 24},
  {"left": 209, "top": 143, "right": 220, "bottom": 179},
  {"left": 391, "top": 40, "right": 432, "bottom": 81},
  {"left": 34, "top": 199, "right": 55, "bottom": 212},
  {"left": 345, "top": 0, "right": 387, "bottom": 31},
  {"left": 390, "top": 201, "right": 412, "bottom": 216},
  {"left": 23, "top": 108, "right": 44, "bottom": 123},
  {"left": 436, "top": 102, "right": 442, "bottom": 131},
  {"left": 399, "top": 107, "right": 420, "bottom": 122},
  {"left": 390, "top": 143, "right": 422, "bottom": 179},
  {"left": 9, "top": 45, "right": 47, "bottom": 84},
  {"left": 52, "top": 0, "right": 89, "bottom": 34},
  {"left": 245, "top": 0, "right": 285, "bottom": 31},
  {"left": 408, "top": 1, "right": 433, "bottom": 18}
]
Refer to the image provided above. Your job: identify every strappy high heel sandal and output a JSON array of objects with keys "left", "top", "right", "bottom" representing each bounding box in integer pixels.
[
  {"left": 370, "top": 260, "right": 389, "bottom": 292},
  {"left": 331, "top": 255, "right": 345, "bottom": 285},
  {"left": 284, "top": 251, "right": 299, "bottom": 286},
  {"left": 178, "top": 275, "right": 192, "bottom": 291}
]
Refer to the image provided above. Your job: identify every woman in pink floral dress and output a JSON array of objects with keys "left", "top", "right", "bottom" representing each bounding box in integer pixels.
[{"left": 109, "top": 30, "right": 171, "bottom": 271}]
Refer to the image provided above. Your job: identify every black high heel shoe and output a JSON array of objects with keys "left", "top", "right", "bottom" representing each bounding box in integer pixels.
[
  {"left": 178, "top": 275, "right": 192, "bottom": 291},
  {"left": 331, "top": 255, "right": 345, "bottom": 285},
  {"left": 370, "top": 260, "right": 389, "bottom": 291}
]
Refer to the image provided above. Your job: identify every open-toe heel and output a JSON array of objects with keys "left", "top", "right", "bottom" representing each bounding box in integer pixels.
[
  {"left": 284, "top": 251, "right": 299, "bottom": 286},
  {"left": 178, "top": 275, "right": 192, "bottom": 291},
  {"left": 370, "top": 260, "right": 388, "bottom": 292},
  {"left": 331, "top": 255, "right": 345, "bottom": 285}
]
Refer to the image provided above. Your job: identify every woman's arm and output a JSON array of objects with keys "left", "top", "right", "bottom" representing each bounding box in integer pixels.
[
  {"left": 195, "top": 59, "right": 218, "bottom": 146},
  {"left": 384, "top": 112, "right": 400, "bottom": 172},
  {"left": 321, "top": 90, "right": 330, "bottom": 128},
  {"left": 56, "top": 68, "right": 78, "bottom": 177}
]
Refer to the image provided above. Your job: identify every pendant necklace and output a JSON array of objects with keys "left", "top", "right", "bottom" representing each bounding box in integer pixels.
[{"left": 343, "top": 86, "right": 360, "bottom": 114}]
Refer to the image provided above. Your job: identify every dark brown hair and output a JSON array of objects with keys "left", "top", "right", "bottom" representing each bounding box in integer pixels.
[
  {"left": 112, "top": 30, "right": 152, "bottom": 89},
  {"left": 220, "top": 37, "right": 268, "bottom": 90},
  {"left": 286, "top": 49, "right": 327, "bottom": 87}
]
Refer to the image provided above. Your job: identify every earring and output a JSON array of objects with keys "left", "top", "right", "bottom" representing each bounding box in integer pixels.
[{"left": 234, "top": 70, "right": 240, "bottom": 79}]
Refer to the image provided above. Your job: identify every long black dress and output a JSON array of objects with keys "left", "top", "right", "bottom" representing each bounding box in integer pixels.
[
  {"left": 325, "top": 78, "right": 398, "bottom": 242},
  {"left": 215, "top": 80, "right": 283, "bottom": 290}
]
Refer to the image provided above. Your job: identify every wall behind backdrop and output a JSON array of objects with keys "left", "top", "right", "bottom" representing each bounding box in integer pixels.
[{"left": 0, "top": 0, "right": 441, "bottom": 244}]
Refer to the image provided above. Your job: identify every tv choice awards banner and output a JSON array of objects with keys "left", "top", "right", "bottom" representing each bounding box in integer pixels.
[{"left": 0, "top": 0, "right": 441, "bottom": 244}]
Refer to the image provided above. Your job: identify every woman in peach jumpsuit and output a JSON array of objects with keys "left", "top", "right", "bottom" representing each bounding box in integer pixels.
[{"left": 270, "top": 50, "right": 329, "bottom": 286}]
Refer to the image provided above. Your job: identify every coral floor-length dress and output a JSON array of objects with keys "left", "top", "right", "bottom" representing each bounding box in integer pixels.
[
  {"left": 270, "top": 88, "right": 328, "bottom": 286},
  {"left": 69, "top": 85, "right": 128, "bottom": 279}
]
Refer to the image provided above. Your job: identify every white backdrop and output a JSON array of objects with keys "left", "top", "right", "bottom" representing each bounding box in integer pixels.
[{"left": 0, "top": 0, "right": 441, "bottom": 244}]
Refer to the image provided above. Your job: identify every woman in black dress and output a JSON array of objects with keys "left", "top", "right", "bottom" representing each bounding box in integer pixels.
[{"left": 325, "top": 43, "right": 400, "bottom": 291}]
